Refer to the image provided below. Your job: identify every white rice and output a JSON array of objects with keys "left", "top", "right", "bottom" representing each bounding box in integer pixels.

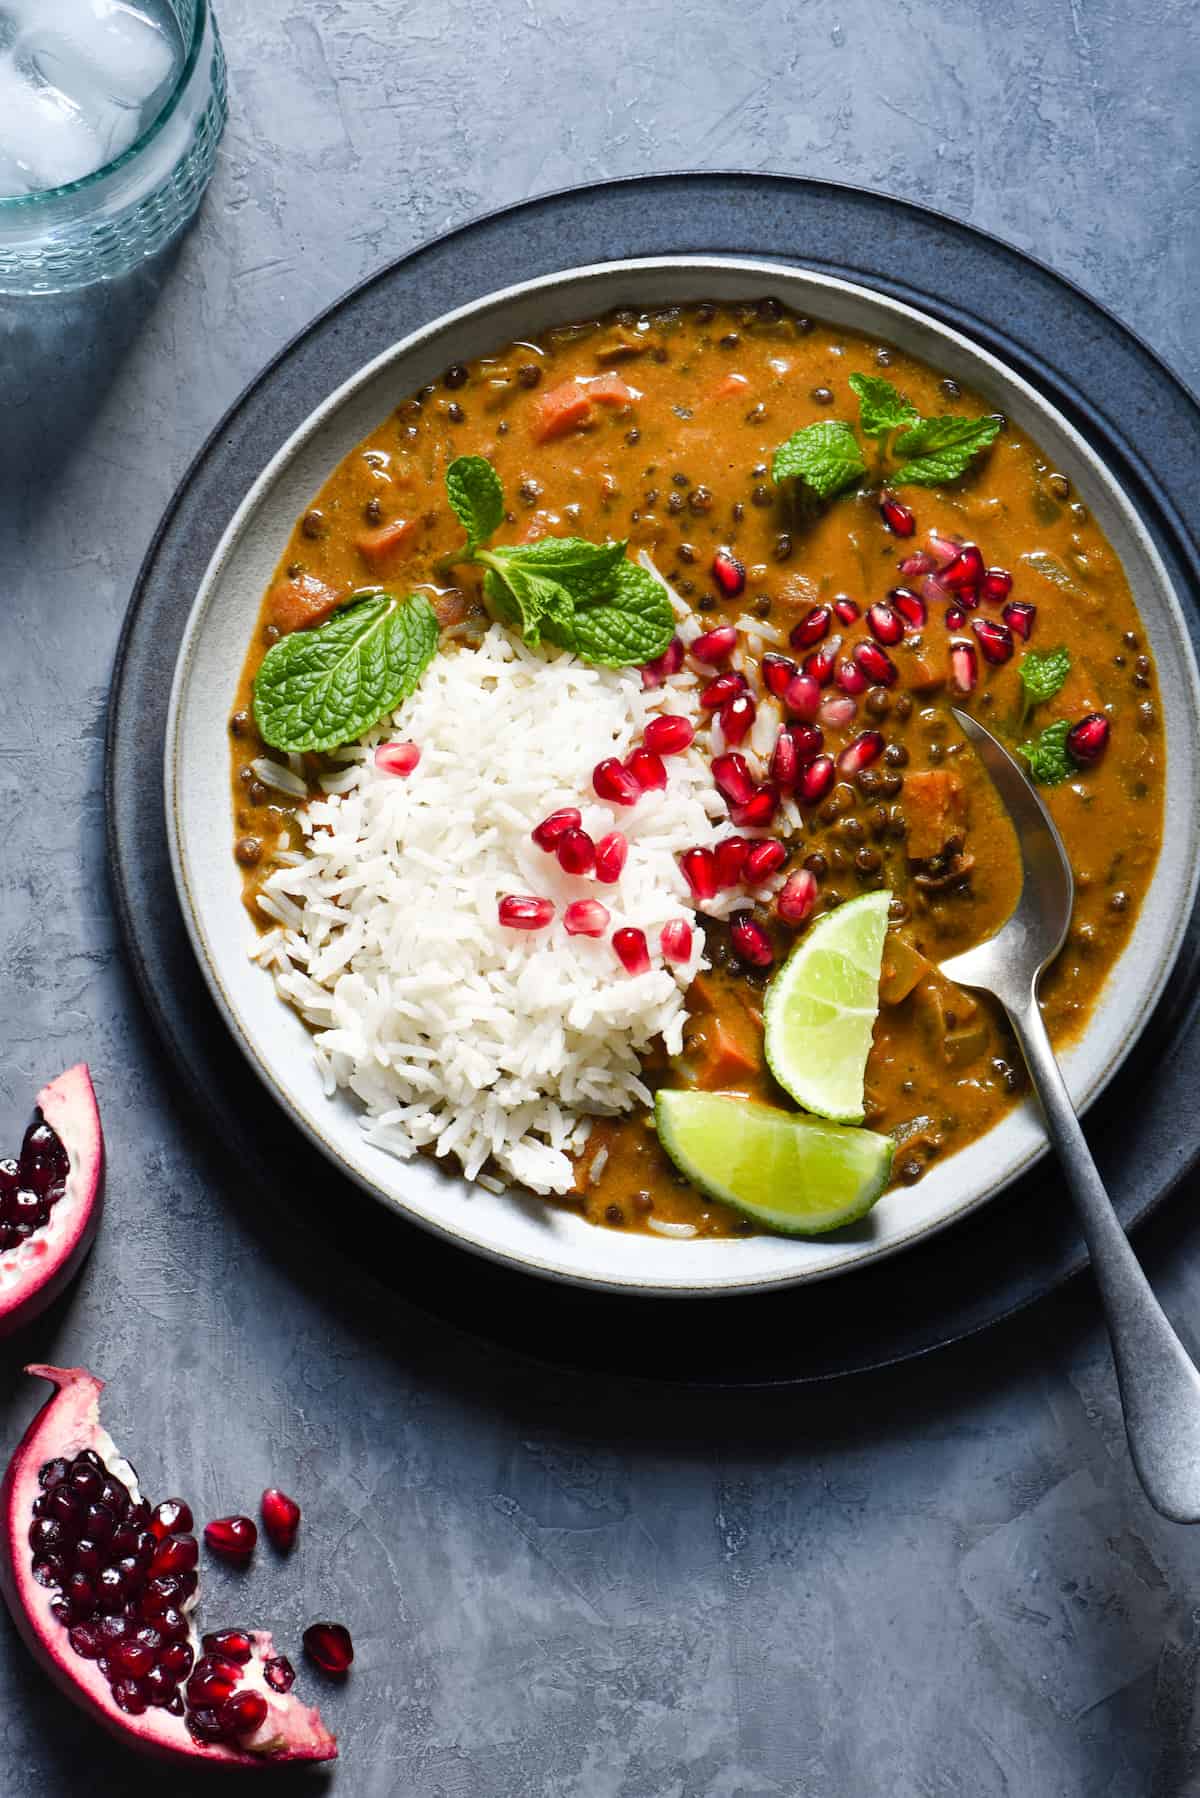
[{"left": 253, "top": 623, "right": 734, "bottom": 1195}]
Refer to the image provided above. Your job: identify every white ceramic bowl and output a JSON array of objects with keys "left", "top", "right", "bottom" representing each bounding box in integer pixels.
[{"left": 165, "top": 258, "right": 1200, "bottom": 1295}]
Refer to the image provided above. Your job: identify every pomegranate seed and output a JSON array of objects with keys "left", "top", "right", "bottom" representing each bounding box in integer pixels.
[
  {"left": 921, "top": 573, "right": 954, "bottom": 610},
  {"left": 680, "top": 846, "right": 718, "bottom": 902},
  {"left": 556, "top": 828, "right": 597, "bottom": 875},
  {"left": 714, "top": 836, "right": 750, "bottom": 888},
  {"left": 941, "top": 542, "right": 985, "bottom": 594},
  {"left": 149, "top": 1499, "right": 193, "bottom": 1541},
  {"left": 531, "top": 807, "right": 581, "bottom": 851},
  {"left": 643, "top": 714, "right": 694, "bottom": 756},
  {"left": 149, "top": 1533, "right": 198, "bottom": 1577},
  {"left": 836, "top": 731, "right": 885, "bottom": 775},
  {"left": 782, "top": 672, "right": 821, "bottom": 721},
  {"left": 718, "top": 694, "right": 756, "bottom": 745},
  {"left": 730, "top": 784, "right": 779, "bottom": 829},
  {"left": 866, "top": 602, "right": 904, "bottom": 646},
  {"left": 927, "top": 530, "right": 961, "bottom": 568},
  {"left": 730, "top": 911, "right": 775, "bottom": 968},
  {"left": 374, "top": 740, "right": 420, "bottom": 777},
  {"left": 950, "top": 641, "right": 978, "bottom": 692},
  {"left": 203, "top": 1516, "right": 257, "bottom": 1559},
  {"left": 790, "top": 606, "right": 832, "bottom": 650},
  {"left": 879, "top": 495, "right": 916, "bottom": 536},
  {"left": 1067, "top": 714, "right": 1111, "bottom": 763},
  {"left": 761, "top": 651, "right": 798, "bottom": 697},
  {"left": 803, "top": 634, "right": 842, "bottom": 686},
  {"left": 777, "top": 870, "right": 818, "bottom": 925},
  {"left": 972, "top": 616, "right": 1014, "bottom": 664},
  {"left": 853, "top": 640, "right": 898, "bottom": 686},
  {"left": 889, "top": 587, "right": 927, "bottom": 630},
  {"left": 769, "top": 728, "right": 798, "bottom": 789},
  {"left": 264, "top": 1655, "right": 296, "bottom": 1694},
  {"left": 220, "top": 1690, "right": 269, "bottom": 1736},
  {"left": 789, "top": 722, "right": 823, "bottom": 763},
  {"left": 203, "top": 1629, "right": 254, "bottom": 1664},
  {"left": 744, "top": 840, "right": 787, "bottom": 883},
  {"left": 945, "top": 605, "right": 966, "bottom": 629},
  {"left": 833, "top": 595, "right": 860, "bottom": 625},
  {"left": 641, "top": 637, "right": 684, "bottom": 688},
  {"left": 834, "top": 658, "right": 868, "bottom": 695},
  {"left": 700, "top": 670, "right": 747, "bottom": 710},
  {"left": 898, "top": 550, "right": 935, "bottom": 579},
  {"left": 797, "top": 755, "right": 835, "bottom": 803},
  {"left": 593, "top": 756, "right": 642, "bottom": 805},
  {"left": 625, "top": 747, "right": 667, "bottom": 792},
  {"left": 303, "top": 1622, "right": 354, "bottom": 1676},
  {"left": 981, "top": 566, "right": 1013, "bottom": 603},
  {"left": 498, "top": 894, "right": 555, "bottom": 931},
  {"left": 187, "top": 1656, "right": 241, "bottom": 1705},
  {"left": 1004, "top": 600, "right": 1037, "bottom": 639},
  {"left": 613, "top": 927, "right": 651, "bottom": 975},
  {"left": 661, "top": 919, "right": 693, "bottom": 964},
  {"left": 691, "top": 623, "right": 738, "bottom": 663},
  {"left": 564, "top": 899, "right": 610, "bottom": 937},
  {"left": 594, "top": 831, "right": 628, "bottom": 883},
  {"left": 712, "top": 752, "right": 755, "bottom": 808},
  {"left": 711, "top": 549, "right": 746, "bottom": 598}
]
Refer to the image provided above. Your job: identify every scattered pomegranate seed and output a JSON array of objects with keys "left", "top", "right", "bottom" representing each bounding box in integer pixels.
[
  {"left": 730, "top": 912, "right": 775, "bottom": 968},
  {"left": 711, "top": 549, "right": 746, "bottom": 599},
  {"left": 626, "top": 747, "right": 667, "bottom": 792},
  {"left": 834, "top": 658, "right": 868, "bottom": 695},
  {"left": 853, "top": 640, "right": 898, "bottom": 686},
  {"left": 202, "top": 1516, "right": 257, "bottom": 1560},
  {"left": 940, "top": 543, "right": 985, "bottom": 594},
  {"left": 302, "top": 1623, "right": 354, "bottom": 1677},
  {"left": 836, "top": 731, "right": 885, "bottom": 775},
  {"left": 790, "top": 606, "right": 832, "bottom": 650},
  {"left": 889, "top": 587, "right": 927, "bottom": 630},
  {"left": 149, "top": 1499, "right": 193, "bottom": 1542},
  {"left": 744, "top": 840, "right": 787, "bottom": 883},
  {"left": 691, "top": 623, "right": 738, "bottom": 664},
  {"left": 613, "top": 927, "right": 651, "bottom": 975},
  {"left": 833, "top": 595, "right": 860, "bottom": 625},
  {"left": 927, "top": 530, "right": 961, "bottom": 568},
  {"left": 660, "top": 919, "right": 693, "bottom": 964},
  {"left": 532, "top": 807, "right": 581, "bottom": 851},
  {"left": 202, "top": 1629, "right": 254, "bottom": 1664},
  {"left": 921, "top": 573, "right": 954, "bottom": 611},
  {"left": 789, "top": 722, "right": 823, "bottom": 763},
  {"left": 950, "top": 641, "right": 978, "bottom": 693},
  {"left": 680, "top": 846, "right": 718, "bottom": 902},
  {"left": 374, "top": 741, "right": 420, "bottom": 777},
  {"left": 557, "top": 828, "right": 597, "bottom": 875},
  {"left": 564, "top": 899, "right": 610, "bottom": 937},
  {"left": 592, "top": 757, "right": 641, "bottom": 805},
  {"left": 641, "top": 637, "right": 684, "bottom": 688},
  {"left": 1003, "top": 600, "right": 1037, "bottom": 639},
  {"left": 264, "top": 1655, "right": 296, "bottom": 1693},
  {"left": 643, "top": 713, "right": 695, "bottom": 755},
  {"left": 981, "top": 566, "right": 1013, "bottom": 603},
  {"left": 1067, "top": 714, "right": 1111, "bottom": 763},
  {"left": 803, "top": 636, "right": 843, "bottom": 687},
  {"left": 700, "top": 670, "right": 747, "bottom": 710},
  {"left": 730, "top": 784, "right": 779, "bottom": 829},
  {"left": 594, "top": 831, "right": 628, "bottom": 883},
  {"left": 945, "top": 605, "right": 966, "bottom": 629},
  {"left": 972, "top": 616, "right": 1014, "bottom": 664},
  {"left": 498, "top": 895, "right": 555, "bottom": 931},
  {"left": 714, "top": 836, "right": 750, "bottom": 888},
  {"left": 819, "top": 694, "right": 858, "bottom": 729},
  {"left": 761, "top": 651, "right": 798, "bottom": 697},
  {"left": 777, "top": 870, "right": 818, "bottom": 925},
  {"left": 797, "top": 756, "right": 835, "bottom": 803},
  {"left": 769, "top": 728, "right": 798, "bottom": 789},
  {"left": 879, "top": 495, "right": 916, "bottom": 536},
  {"left": 898, "top": 550, "right": 935, "bottom": 579},
  {"left": 783, "top": 671, "right": 821, "bottom": 721},
  {"left": 866, "top": 602, "right": 904, "bottom": 646},
  {"left": 712, "top": 752, "right": 755, "bottom": 808},
  {"left": 718, "top": 693, "right": 756, "bottom": 745}
]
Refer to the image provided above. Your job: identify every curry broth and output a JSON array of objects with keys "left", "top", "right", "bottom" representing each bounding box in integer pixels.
[{"left": 229, "top": 298, "right": 1163, "bottom": 1239}]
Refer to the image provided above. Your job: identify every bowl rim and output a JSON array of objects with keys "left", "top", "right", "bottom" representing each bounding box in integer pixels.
[{"left": 164, "top": 253, "right": 1200, "bottom": 1296}]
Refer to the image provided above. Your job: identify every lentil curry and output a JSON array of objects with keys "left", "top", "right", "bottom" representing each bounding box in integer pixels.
[{"left": 230, "top": 297, "right": 1163, "bottom": 1239}]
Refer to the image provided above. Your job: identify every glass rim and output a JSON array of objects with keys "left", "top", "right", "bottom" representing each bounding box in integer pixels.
[{"left": 0, "top": 0, "right": 209, "bottom": 211}]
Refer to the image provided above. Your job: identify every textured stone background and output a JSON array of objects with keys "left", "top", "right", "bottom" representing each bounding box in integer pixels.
[{"left": 2, "top": 1, "right": 1200, "bottom": 1793}]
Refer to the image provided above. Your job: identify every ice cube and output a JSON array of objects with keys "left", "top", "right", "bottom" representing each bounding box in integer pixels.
[
  {"left": 25, "top": 0, "right": 177, "bottom": 113},
  {"left": 0, "top": 54, "right": 103, "bottom": 190}
]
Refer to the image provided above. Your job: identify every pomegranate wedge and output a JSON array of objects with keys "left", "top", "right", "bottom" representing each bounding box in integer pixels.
[{"left": 0, "top": 1066, "right": 103, "bottom": 1338}]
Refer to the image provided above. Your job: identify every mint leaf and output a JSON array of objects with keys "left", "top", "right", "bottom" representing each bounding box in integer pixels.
[
  {"left": 485, "top": 536, "right": 626, "bottom": 603},
  {"left": 1019, "top": 645, "right": 1071, "bottom": 710},
  {"left": 772, "top": 420, "right": 867, "bottom": 500},
  {"left": 1018, "top": 719, "right": 1074, "bottom": 786},
  {"left": 569, "top": 560, "right": 675, "bottom": 667},
  {"left": 849, "top": 372, "right": 918, "bottom": 437},
  {"left": 253, "top": 591, "right": 439, "bottom": 753},
  {"left": 892, "top": 413, "right": 1001, "bottom": 486},
  {"left": 445, "top": 455, "right": 504, "bottom": 550}
]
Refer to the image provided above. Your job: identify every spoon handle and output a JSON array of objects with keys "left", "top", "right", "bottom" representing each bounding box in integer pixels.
[{"left": 1008, "top": 989, "right": 1200, "bottom": 1522}]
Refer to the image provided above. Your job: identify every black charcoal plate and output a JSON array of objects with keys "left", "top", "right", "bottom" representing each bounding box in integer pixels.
[{"left": 106, "top": 174, "right": 1200, "bottom": 1385}]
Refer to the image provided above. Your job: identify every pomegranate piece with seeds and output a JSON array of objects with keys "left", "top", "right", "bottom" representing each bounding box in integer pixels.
[
  {"left": 612, "top": 928, "right": 652, "bottom": 976},
  {"left": 1067, "top": 714, "right": 1111, "bottom": 763},
  {"left": 718, "top": 694, "right": 756, "bottom": 746},
  {"left": 660, "top": 920, "right": 693, "bottom": 965},
  {"left": 691, "top": 623, "right": 738, "bottom": 663},
  {"left": 730, "top": 912, "right": 775, "bottom": 969},
  {"left": 498, "top": 895, "right": 555, "bottom": 931},
  {"left": 373, "top": 741, "right": 420, "bottom": 777},
  {"left": 710, "top": 549, "right": 746, "bottom": 599},
  {"left": 879, "top": 495, "right": 916, "bottom": 537},
  {"left": 594, "top": 832, "right": 628, "bottom": 884},
  {"left": 790, "top": 606, "right": 832, "bottom": 651},
  {"left": 971, "top": 616, "right": 1014, "bottom": 664},
  {"left": 0, "top": 1066, "right": 103, "bottom": 1338},
  {"left": 531, "top": 807, "right": 581, "bottom": 851},
  {"left": 302, "top": 1623, "right": 354, "bottom": 1678},
  {"left": 640, "top": 637, "right": 684, "bottom": 689},
  {"left": 204, "top": 1517, "right": 258, "bottom": 1560},
  {"left": 777, "top": 870, "right": 818, "bottom": 926},
  {"left": 260, "top": 1491, "right": 300, "bottom": 1553},
  {"left": 0, "top": 1367, "right": 335, "bottom": 1766},
  {"left": 557, "top": 828, "right": 598, "bottom": 875},
  {"left": 564, "top": 900, "right": 610, "bottom": 938},
  {"left": 592, "top": 757, "right": 641, "bottom": 806},
  {"left": 643, "top": 713, "right": 694, "bottom": 756}
]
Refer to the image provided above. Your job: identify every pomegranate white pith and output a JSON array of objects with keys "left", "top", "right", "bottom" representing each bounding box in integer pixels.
[
  {"left": 0, "top": 1065, "right": 104, "bottom": 1336},
  {"left": 0, "top": 1366, "right": 336, "bottom": 1767}
]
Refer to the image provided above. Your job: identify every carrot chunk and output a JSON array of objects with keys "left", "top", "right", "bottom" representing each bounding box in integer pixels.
[
  {"left": 531, "top": 380, "right": 596, "bottom": 442},
  {"left": 711, "top": 370, "right": 751, "bottom": 401},
  {"left": 687, "top": 1015, "right": 762, "bottom": 1092},
  {"left": 904, "top": 770, "right": 967, "bottom": 861},
  {"left": 356, "top": 517, "right": 420, "bottom": 567},
  {"left": 586, "top": 371, "right": 635, "bottom": 408},
  {"left": 267, "top": 573, "right": 344, "bottom": 635}
]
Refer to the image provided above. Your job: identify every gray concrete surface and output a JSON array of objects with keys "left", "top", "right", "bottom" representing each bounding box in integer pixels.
[{"left": 2, "top": 1, "right": 1200, "bottom": 1792}]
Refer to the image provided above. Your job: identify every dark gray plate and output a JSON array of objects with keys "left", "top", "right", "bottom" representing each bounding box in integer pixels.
[{"left": 106, "top": 173, "right": 1200, "bottom": 1385}]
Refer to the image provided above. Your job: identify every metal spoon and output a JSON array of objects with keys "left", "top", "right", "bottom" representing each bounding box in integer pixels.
[{"left": 939, "top": 708, "right": 1200, "bottom": 1522}]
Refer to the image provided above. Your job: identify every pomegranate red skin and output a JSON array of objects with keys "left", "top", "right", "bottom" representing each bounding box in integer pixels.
[
  {"left": 0, "top": 1066, "right": 103, "bottom": 1338},
  {"left": 0, "top": 1367, "right": 336, "bottom": 1767}
]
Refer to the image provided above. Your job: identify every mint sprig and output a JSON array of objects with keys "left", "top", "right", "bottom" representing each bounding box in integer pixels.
[
  {"left": 891, "top": 413, "right": 1002, "bottom": 486},
  {"left": 848, "top": 372, "right": 918, "bottom": 437},
  {"left": 445, "top": 455, "right": 504, "bottom": 551},
  {"left": 771, "top": 420, "right": 866, "bottom": 501},
  {"left": 1018, "top": 645, "right": 1071, "bottom": 726},
  {"left": 1018, "top": 719, "right": 1074, "bottom": 786},
  {"left": 253, "top": 590, "right": 439, "bottom": 753}
]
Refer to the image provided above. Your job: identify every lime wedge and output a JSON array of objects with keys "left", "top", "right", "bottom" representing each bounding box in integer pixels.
[
  {"left": 763, "top": 890, "right": 891, "bottom": 1123},
  {"left": 655, "top": 1090, "right": 892, "bottom": 1235}
]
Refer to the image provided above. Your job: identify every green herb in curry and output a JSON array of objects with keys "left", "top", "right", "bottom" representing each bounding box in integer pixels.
[
  {"left": 1017, "top": 644, "right": 1071, "bottom": 726},
  {"left": 772, "top": 374, "right": 1000, "bottom": 504},
  {"left": 1018, "top": 718, "right": 1076, "bottom": 786}
]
